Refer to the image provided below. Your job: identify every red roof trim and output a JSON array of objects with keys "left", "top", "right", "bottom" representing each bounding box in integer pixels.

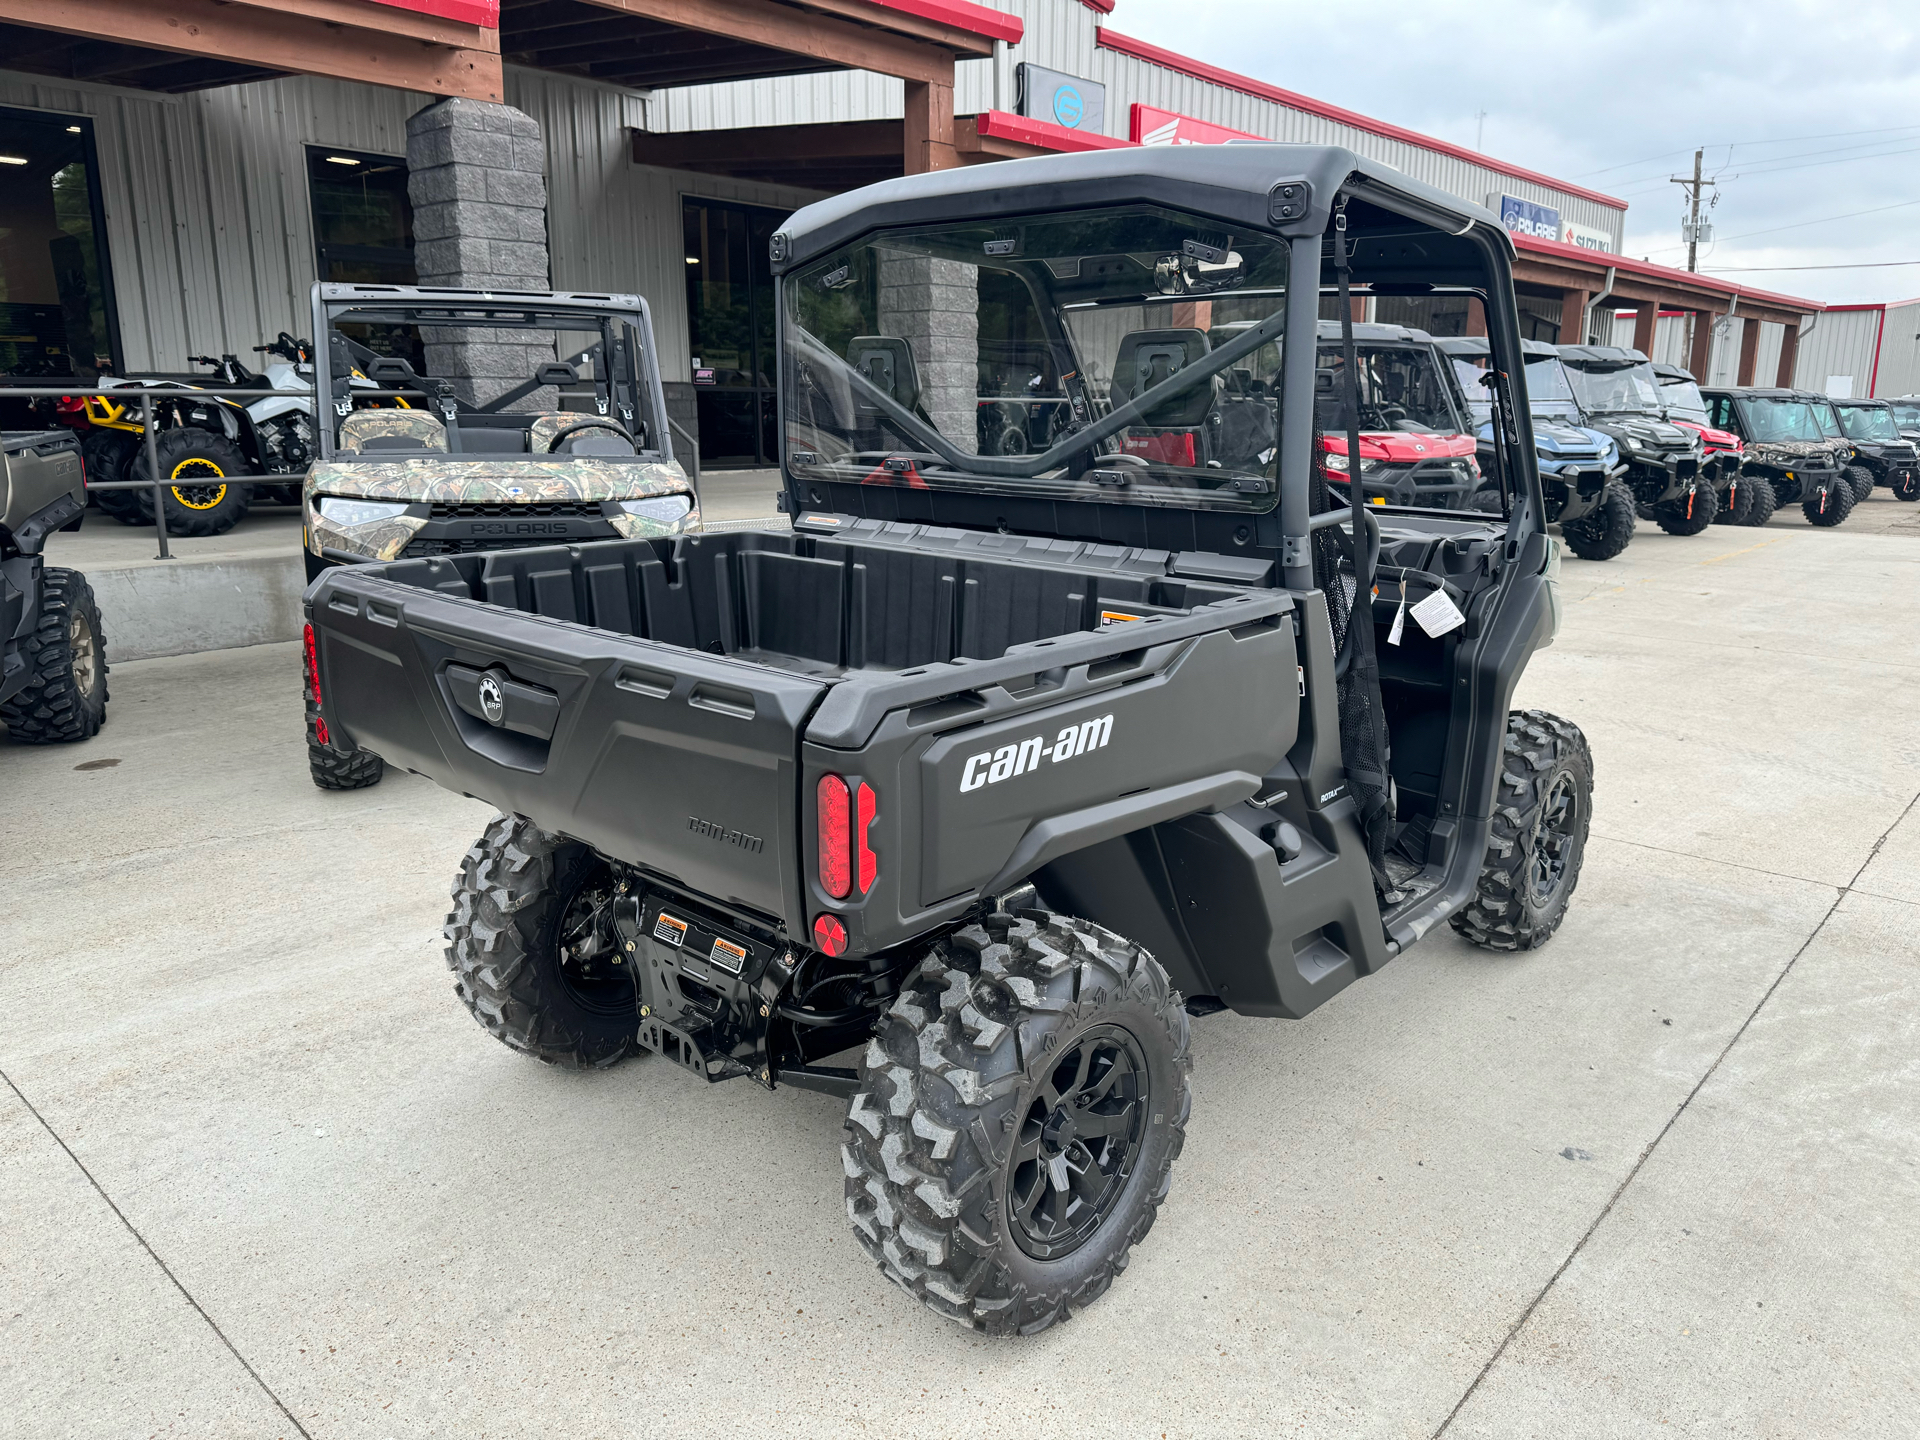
[
  {"left": 974, "top": 108, "right": 1130, "bottom": 153},
  {"left": 1512, "top": 232, "right": 1823, "bottom": 312},
  {"left": 1079, "top": 0, "right": 1116, "bottom": 11},
  {"left": 866, "top": 0, "right": 1022, "bottom": 44},
  {"left": 1094, "top": 27, "right": 1628, "bottom": 212},
  {"left": 1821, "top": 300, "right": 1921, "bottom": 312},
  {"left": 363, "top": 0, "right": 498, "bottom": 26}
]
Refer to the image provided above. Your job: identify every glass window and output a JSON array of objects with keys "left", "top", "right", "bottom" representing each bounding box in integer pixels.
[
  {"left": 1564, "top": 359, "right": 1663, "bottom": 415},
  {"left": 783, "top": 203, "right": 1288, "bottom": 512},
  {"left": 1734, "top": 397, "right": 1831, "bottom": 443},
  {"left": 684, "top": 199, "right": 784, "bottom": 466},
  {"left": 1887, "top": 399, "right": 1918, "bottom": 429},
  {"left": 1837, "top": 404, "right": 1900, "bottom": 441},
  {"left": 0, "top": 106, "right": 117, "bottom": 380},
  {"left": 308, "top": 147, "right": 415, "bottom": 285},
  {"left": 1658, "top": 376, "right": 1709, "bottom": 423}
]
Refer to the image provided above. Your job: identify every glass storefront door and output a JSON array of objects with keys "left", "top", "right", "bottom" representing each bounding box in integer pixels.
[
  {"left": 0, "top": 106, "right": 118, "bottom": 380},
  {"left": 683, "top": 198, "right": 782, "bottom": 467}
]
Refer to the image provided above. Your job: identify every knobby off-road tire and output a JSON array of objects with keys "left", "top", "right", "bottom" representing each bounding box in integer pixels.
[
  {"left": 1842, "top": 465, "right": 1875, "bottom": 505},
  {"left": 1559, "top": 480, "right": 1636, "bottom": 561},
  {"left": 1896, "top": 469, "right": 1919, "bottom": 502},
  {"left": 1711, "top": 476, "right": 1749, "bottom": 526},
  {"left": 444, "top": 814, "right": 638, "bottom": 1069},
  {"left": 844, "top": 911, "right": 1191, "bottom": 1337},
  {"left": 1652, "top": 481, "right": 1717, "bottom": 536},
  {"left": 0, "top": 567, "right": 108, "bottom": 743},
  {"left": 1451, "top": 710, "right": 1593, "bottom": 953},
  {"left": 1738, "top": 473, "right": 1779, "bottom": 526},
  {"left": 131, "top": 428, "right": 251, "bottom": 538},
  {"left": 302, "top": 644, "right": 383, "bottom": 789},
  {"left": 1802, "top": 475, "right": 1855, "bottom": 527},
  {"left": 81, "top": 430, "right": 142, "bottom": 523}
]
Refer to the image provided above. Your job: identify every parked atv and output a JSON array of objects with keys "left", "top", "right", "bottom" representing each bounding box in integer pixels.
[
  {"left": 1699, "top": 387, "right": 1856, "bottom": 526},
  {"left": 2, "top": 431, "right": 108, "bottom": 743},
  {"left": 1828, "top": 397, "right": 1916, "bottom": 503},
  {"left": 306, "top": 146, "right": 1593, "bottom": 1335},
  {"left": 1652, "top": 363, "right": 1753, "bottom": 524},
  {"left": 1311, "top": 321, "right": 1482, "bottom": 509},
  {"left": 1438, "top": 336, "right": 1634, "bottom": 560},
  {"left": 1558, "top": 345, "right": 1714, "bottom": 534}
]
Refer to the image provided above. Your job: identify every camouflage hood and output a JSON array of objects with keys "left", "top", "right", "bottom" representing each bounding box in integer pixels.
[{"left": 1742, "top": 439, "right": 1847, "bottom": 470}]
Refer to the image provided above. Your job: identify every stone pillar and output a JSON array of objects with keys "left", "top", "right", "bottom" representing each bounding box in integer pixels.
[
  {"left": 405, "top": 97, "right": 552, "bottom": 408},
  {"left": 878, "top": 252, "right": 977, "bottom": 453}
]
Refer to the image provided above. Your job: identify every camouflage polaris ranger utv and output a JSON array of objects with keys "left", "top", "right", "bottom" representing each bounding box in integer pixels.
[{"left": 300, "top": 284, "right": 699, "bottom": 789}]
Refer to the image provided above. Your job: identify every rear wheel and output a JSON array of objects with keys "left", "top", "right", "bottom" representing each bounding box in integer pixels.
[
  {"left": 302, "top": 638, "right": 384, "bottom": 789},
  {"left": 1, "top": 566, "right": 109, "bottom": 744},
  {"left": 1559, "top": 480, "right": 1635, "bottom": 561},
  {"left": 1738, "top": 473, "right": 1779, "bottom": 526},
  {"left": 1802, "top": 475, "right": 1855, "bottom": 527},
  {"left": 1652, "top": 480, "right": 1716, "bottom": 535},
  {"left": 1711, "top": 475, "right": 1748, "bottom": 525},
  {"left": 1451, "top": 710, "right": 1592, "bottom": 952},
  {"left": 80, "top": 430, "right": 142, "bottom": 523},
  {"left": 844, "top": 910, "right": 1190, "bottom": 1336},
  {"left": 132, "top": 429, "right": 251, "bottom": 537},
  {"left": 1842, "top": 465, "right": 1875, "bottom": 505},
  {"left": 444, "top": 814, "right": 639, "bottom": 1069}
]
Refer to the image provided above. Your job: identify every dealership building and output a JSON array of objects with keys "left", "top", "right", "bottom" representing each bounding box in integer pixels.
[{"left": 0, "top": 0, "right": 1855, "bottom": 470}]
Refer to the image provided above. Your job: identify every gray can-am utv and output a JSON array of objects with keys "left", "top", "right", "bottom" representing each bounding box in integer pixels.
[
  {"left": 304, "top": 145, "right": 1593, "bottom": 1336},
  {"left": 2, "top": 431, "right": 108, "bottom": 743},
  {"left": 1557, "top": 344, "right": 1715, "bottom": 535}
]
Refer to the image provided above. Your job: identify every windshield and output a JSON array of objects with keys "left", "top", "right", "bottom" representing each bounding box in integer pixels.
[
  {"left": 1449, "top": 357, "right": 1492, "bottom": 424},
  {"left": 1658, "top": 377, "right": 1708, "bottom": 423},
  {"left": 320, "top": 300, "right": 660, "bottom": 461},
  {"left": 1838, "top": 404, "right": 1901, "bottom": 442},
  {"left": 781, "top": 204, "right": 1289, "bottom": 512},
  {"left": 1735, "top": 396, "right": 1837, "bottom": 443},
  {"left": 1564, "top": 360, "right": 1663, "bottom": 415},
  {"left": 1889, "top": 399, "right": 1919, "bottom": 429},
  {"left": 1317, "top": 342, "right": 1465, "bottom": 433}
]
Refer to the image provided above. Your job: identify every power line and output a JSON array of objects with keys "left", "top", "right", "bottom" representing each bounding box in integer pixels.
[
  {"left": 1606, "top": 138, "right": 1921, "bottom": 195},
  {"left": 1571, "top": 124, "right": 1919, "bottom": 179},
  {"left": 1640, "top": 199, "right": 1920, "bottom": 255},
  {"left": 1701, "top": 260, "right": 1920, "bottom": 272}
]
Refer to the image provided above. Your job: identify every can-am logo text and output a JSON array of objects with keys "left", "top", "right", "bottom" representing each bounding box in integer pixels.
[{"left": 960, "top": 714, "right": 1113, "bottom": 792}]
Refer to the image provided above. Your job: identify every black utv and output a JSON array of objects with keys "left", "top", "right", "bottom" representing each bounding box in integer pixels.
[
  {"left": 1557, "top": 344, "right": 1715, "bottom": 534},
  {"left": 2, "top": 431, "right": 108, "bottom": 743},
  {"left": 305, "top": 146, "right": 1593, "bottom": 1336},
  {"left": 1828, "top": 397, "right": 1917, "bottom": 503},
  {"left": 1437, "top": 336, "right": 1636, "bottom": 560},
  {"left": 1700, "top": 387, "right": 1857, "bottom": 526}
]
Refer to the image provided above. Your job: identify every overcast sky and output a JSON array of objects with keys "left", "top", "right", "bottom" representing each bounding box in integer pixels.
[{"left": 1109, "top": 0, "right": 1919, "bottom": 305}]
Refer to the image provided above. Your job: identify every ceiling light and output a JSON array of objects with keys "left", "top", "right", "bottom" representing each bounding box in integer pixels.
[
  {"left": 325, "top": 155, "right": 360, "bottom": 166},
  {"left": 685, "top": 256, "right": 699, "bottom": 264},
  {"left": 66, "top": 125, "right": 82, "bottom": 134},
  {"left": 0, "top": 155, "right": 27, "bottom": 165}
]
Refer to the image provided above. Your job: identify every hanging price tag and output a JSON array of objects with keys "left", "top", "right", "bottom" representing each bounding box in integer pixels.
[
  {"left": 1410, "top": 587, "right": 1466, "bottom": 638},
  {"left": 1387, "top": 576, "right": 1407, "bottom": 646}
]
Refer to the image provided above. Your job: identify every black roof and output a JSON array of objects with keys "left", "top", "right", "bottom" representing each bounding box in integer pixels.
[
  {"left": 1652, "top": 363, "right": 1700, "bottom": 383},
  {"left": 773, "top": 143, "right": 1506, "bottom": 272},
  {"left": 1314, "top": 320, "right": 1438, "bottom": 345},
  {"left": 1700, "top": 386, "right": 1837, "bottom": 402},
  {"left": 1830, "top": 396, "right": 1892, "bottom": 409},
  {"left": 1434, "top": 336, "right": 1561, "bottom": 360},
  {"left": 1558, "top": 344, "right": 1650, "bottom": 368}
]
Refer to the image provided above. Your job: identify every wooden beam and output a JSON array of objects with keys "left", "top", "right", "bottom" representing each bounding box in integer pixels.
[
  {"left": 211, "top": 0, "right": 497, "bottom": 52},
  {"left": 1557, "top": 287, "right": 1589, "bottom": 345},
  {"left": 1736, "top": 317, "right": 1760, "bottom": 386},
  {"left": 1775, "top": 319, "right": 1801, "bottom": 388},
  {"left": 582, "top": 0, "right": 952, "bottom": 83},
  {"left": 0, "top": 0, "right": 504, "bottom": 99},
  {"left": 1629, "top": 300, "right": 1657, "bottom": 355},
  {"left": 902, "top": 72, "right": 956, "bottom": 173},
  {"left": 1688, "top": 310, "right": 1717, "bottom": 380},
  {"left": 791, "top": 0, "right": 993, "bottom": 57},
  {"left": 634, "top": 119, "right": 899, "bottom": 166}
]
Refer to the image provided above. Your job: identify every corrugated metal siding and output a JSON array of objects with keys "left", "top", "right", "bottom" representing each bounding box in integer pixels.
[
  {"left": 1792, "top": 307, "right": 1884, "bottom": 397},
  {"left": 0, "top": 68, "right": 425, "bottom": 370},
  {"left": 1874, "top": 302, "right": 1918, "bottom": 397}
]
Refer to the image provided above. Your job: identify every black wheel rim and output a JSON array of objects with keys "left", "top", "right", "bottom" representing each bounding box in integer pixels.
[
  {"left": 1527, "top": 770, "right": 1580, "bottom": 906},
  {"left": 1007, "top": 1025, "right": 1148, "bottom": 1261},
  {"left": 554, "top": 862, "right": 636, "bottom": 1016}
]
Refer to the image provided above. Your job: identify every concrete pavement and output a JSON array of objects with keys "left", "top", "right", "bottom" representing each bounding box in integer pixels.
[{"left": 2, "top": 495, "right": 1915, "bottom": 1437}]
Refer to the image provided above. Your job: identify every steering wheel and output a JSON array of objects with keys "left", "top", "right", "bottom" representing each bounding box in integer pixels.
[{"left": 544, "top": 417, "right": 636, "bottom": 453}]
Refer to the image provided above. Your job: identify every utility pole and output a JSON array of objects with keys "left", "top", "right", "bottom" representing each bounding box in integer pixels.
[{"left": 1670, "top": 148, "right": 1713, "bottom": 272}]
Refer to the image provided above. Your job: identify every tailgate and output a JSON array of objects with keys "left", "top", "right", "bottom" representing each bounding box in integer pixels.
[{"left": 307, "top": 568, "right": 825, "bottom": 926}]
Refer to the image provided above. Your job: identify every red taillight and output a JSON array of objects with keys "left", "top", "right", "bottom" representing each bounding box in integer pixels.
[
  {"left": 855, "top": 781, "right": 878, "bottom": 894},
  {"left": 812, "top": 914, "right": 848, "bottom": 957},
  {"left": 303, "top": 623, "right": 329, "bottom": 745},
  {"left": 817, "top": 774, "right": 852, "bottom": 899}
]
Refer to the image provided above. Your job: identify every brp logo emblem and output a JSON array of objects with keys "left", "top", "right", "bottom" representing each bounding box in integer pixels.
[{"left": 478, "top": 673, "right": 505, "bottom": 726}]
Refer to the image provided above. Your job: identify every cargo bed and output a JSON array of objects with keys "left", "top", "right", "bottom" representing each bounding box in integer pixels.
[{"left": 307, "top": 522, "right": 1300, "bottom": 950}]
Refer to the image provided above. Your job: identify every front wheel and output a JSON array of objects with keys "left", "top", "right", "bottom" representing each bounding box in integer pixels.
[
  {"left": 1738, "top": 473, "right": 1779, "bottom": 526},
  {"left": 1711, "top": 476, "right": 1749, "bottom": 525},
  {"left": 1559, "top": 480, "right": 1635, "bottom": 561},
  {"left": 131, "top": 428, "right": 251, "bottom": 537},
  {"left": 1842, "top": 465, "right": 1875, "bottom": 505},
  {"left": 1802, "top": 475, "right": 1855, "bottom": 527},
  {"left": 443, "top": 815, "right": 638, "bottom": 1069},
  {"left": 1451, "top": 710, "right": 1593, "bottom": 952},
  {"left": 844, "top": 911, "right": 1190, "bottom": 1336},
  {"left": 0, "top": 566, "right": 109, "bottom": 743},
  {"left": 1896, "top": 469, "right": 1919, "bottom": 502},
  {"left": 1652, "top": 480, "right": 1716, "bottom": 535}
]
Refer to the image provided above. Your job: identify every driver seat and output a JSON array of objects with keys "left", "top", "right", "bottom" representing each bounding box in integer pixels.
[{"left": 1112, "top": 327, "right": 1216, "bottom": 467}]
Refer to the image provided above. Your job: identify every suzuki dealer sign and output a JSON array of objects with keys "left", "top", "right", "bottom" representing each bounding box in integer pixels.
[{"left": 1489, "top": 193, "right": 1616, "bottom": 253}]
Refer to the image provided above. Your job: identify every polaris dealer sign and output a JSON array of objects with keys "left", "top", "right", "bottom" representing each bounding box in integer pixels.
[
  {"left": 1490, "top": 193, "right": 1562, "bottom": 242},
  {"left": 1017, "top": 63, "right": 1106, "bottom": 133}
]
